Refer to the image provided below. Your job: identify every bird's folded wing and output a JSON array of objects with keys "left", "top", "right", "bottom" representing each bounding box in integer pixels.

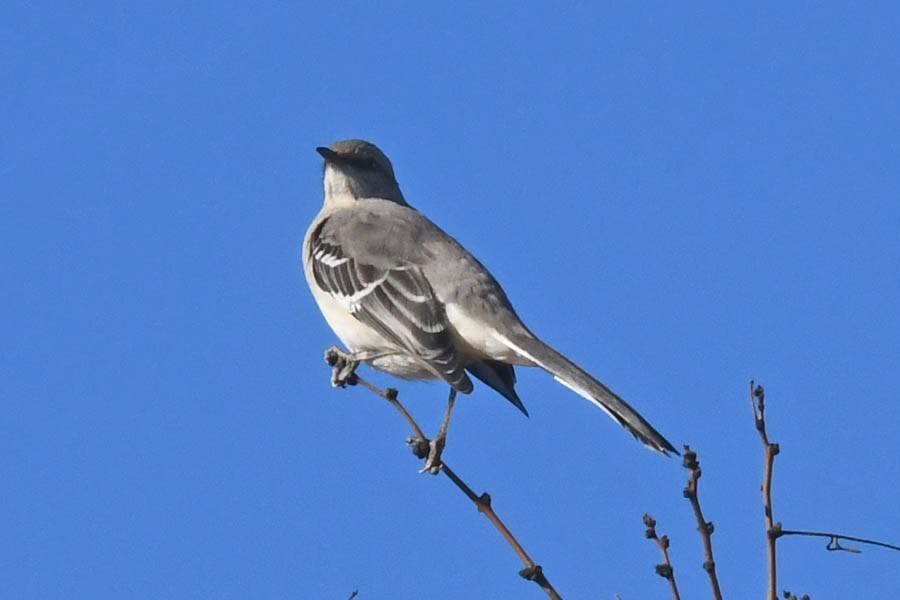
[{"left": 308, "top": 215, "right": 472, "bottom": 392}]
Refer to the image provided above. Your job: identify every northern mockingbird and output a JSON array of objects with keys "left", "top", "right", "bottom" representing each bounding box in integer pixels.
[{"left": 304, "top": 139, "right": 676, "bottom": 470}]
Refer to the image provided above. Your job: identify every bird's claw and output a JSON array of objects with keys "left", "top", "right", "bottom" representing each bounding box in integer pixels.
[
  {"left": 324, "top": 347, "right": 358, "bottom": 387},
  {"left": 419, "top": 435, "right": 446, "bottom": 475}
]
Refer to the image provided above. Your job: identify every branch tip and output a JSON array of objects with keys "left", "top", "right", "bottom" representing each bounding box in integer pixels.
[
  {"left": 754, "top": 384, "right": 765, "bottom": 401},
  {"left": 642, "top": 513, "right": 681, "bottom": 599},
  {"left": 680, "top": 445, "right": 722, "bottom": 599}
]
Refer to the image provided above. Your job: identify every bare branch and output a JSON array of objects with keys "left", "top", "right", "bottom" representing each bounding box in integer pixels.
[
  {"left": 643, "top": 514, "right": 681, "bottom": 600},
  {"left": 750, "top": 381, "right": 781, "bottom": 600},
  {"left": 329, "top": 359, "right": 563, "bottom": 599},
  {"left": 681, "top": 446, "right": 723, "bottom": 600}
]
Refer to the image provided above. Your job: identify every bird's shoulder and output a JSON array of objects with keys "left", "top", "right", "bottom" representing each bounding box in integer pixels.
[{"left": 313, "top": 199, "right": 455, "bottom": 266}]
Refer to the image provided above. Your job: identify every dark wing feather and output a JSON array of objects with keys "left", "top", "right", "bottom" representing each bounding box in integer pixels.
[
  {"left": 309, "top": 217, "right": 472, "bottom": 393},
  {"left": 466, "top": 360, "right": 527, "bottom": 415}
]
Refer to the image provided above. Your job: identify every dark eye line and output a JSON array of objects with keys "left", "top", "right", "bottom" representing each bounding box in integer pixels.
[{"left": 348, "top": 155, "right": 378, "bottom": 168}]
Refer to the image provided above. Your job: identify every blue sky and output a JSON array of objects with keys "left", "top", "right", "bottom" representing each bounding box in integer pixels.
[{"left": 4, "top": 2, "right": 900, "bottom": 598}]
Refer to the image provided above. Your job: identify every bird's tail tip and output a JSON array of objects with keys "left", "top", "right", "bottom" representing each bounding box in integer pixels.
[{"left": 641, "top": 435, "right": 679, "bottom": 456}]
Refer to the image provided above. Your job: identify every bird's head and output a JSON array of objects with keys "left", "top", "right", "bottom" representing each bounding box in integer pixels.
[{"left": 317, "top": 139, "right": 407, "bottom": 206}]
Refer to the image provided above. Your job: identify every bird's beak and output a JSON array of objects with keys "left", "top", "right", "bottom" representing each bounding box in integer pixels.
[{"left": 316, "top": 146, "right": 339, "bottom": 162}]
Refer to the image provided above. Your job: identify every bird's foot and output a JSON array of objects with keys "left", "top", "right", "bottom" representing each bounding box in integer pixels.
[
  {"left": 406, "top": 435, "right": 444, "bottom": 475},
  {"left": 419, "top": 434, "right": 446, "bottom": 475},
  {"left": 409, "top": 388, "right": 456, "bottom": 475},
  {"left": 324, "top": 346, "right": 359, "bottom": 388}
]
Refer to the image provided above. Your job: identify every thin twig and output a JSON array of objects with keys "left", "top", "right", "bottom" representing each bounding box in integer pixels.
[
  {"left": 351, "top": 376, "right": 428, "bottom": 441},
  {"left": 441, "top": 465, "right": 560, "bottom": 598},
  {"left": 779, "top": 530, "right": 900, "bottom": 553},
  {"left": 340, "top": 369, "right": 563, "bottom": 600},
  {"left": 681, "top": 446, "right": 723, "bottom": 600},
  {"left": 750, "top": 381, "right": 780, "bottom": 600},
  {"left": 643, "top": 514, "right": 681, "bottom": 600}
]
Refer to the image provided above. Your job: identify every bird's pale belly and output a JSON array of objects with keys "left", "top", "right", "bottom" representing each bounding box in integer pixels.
[{"left": 368, "top": 354, "right": 438, "bottom": 381}]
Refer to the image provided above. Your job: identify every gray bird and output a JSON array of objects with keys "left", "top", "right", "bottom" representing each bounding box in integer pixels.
[{"left": 303, "top": 139, "right": 676, "bottom": 469}]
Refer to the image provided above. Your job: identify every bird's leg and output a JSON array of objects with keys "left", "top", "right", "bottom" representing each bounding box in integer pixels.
[{"left": 421, "top": 388, "right": 457, "bottom": 475}]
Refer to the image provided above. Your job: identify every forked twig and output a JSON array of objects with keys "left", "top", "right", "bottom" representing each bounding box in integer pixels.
[
  {"left": 643, "top": 514, "right": 681, "bottom": 600},
  {"left": 681, "top": 446, "right": 723, "bottom": 600},
  {"left": 333, "top": 367, "right": 562, "bottom": 600},
  {"left": 750, "top": 381, "right": 900, "bottom": 596}
]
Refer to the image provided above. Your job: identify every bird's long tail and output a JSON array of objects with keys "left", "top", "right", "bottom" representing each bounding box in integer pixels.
[{"left": 492, "top": 331, "right": 677, "bottom": 455}]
